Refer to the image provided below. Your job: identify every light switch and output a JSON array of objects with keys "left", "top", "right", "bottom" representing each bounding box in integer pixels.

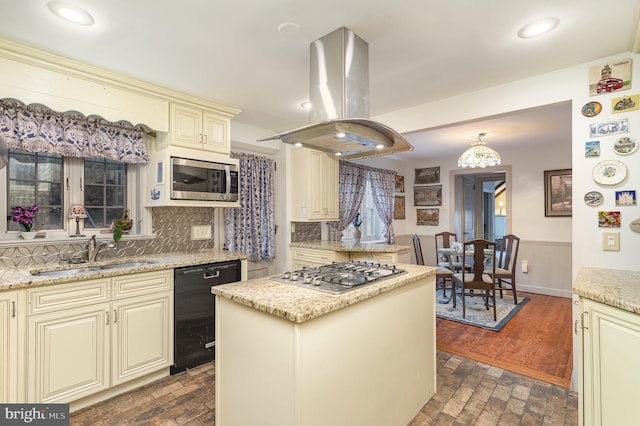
[{"left": 602, "top": 232, "right": 620, "bottom": 251}]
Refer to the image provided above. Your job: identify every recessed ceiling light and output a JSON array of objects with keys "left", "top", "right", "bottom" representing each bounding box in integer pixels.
[
  {"left": 300, "top": 101, "right": 312, "bottom": 110},
  {"left": 278, "top": 22, "right": 301, "bottom": 37},
  {"left": 47, "top": 1, "right": 94, "bottom": 26},
  {"left": 517, "top": 17, "right": 559, "bottom": 39}
]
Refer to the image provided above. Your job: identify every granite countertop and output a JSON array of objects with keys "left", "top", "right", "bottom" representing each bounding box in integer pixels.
[
  {"left": 290, "top": 240, "right": 411, "bottom": 253},
  {"left": 574, "top": 267, "right": 640, "bottom": 315},
  {"left": 0, "top": 249, "right": 247, "bottom": 291},
  {"left": 211, "top": 263, "right": 437, "bottom": 324}
]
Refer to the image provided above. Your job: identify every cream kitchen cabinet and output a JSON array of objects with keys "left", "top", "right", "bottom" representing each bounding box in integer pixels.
[
  {"left": 291, "top": 248, "right": 349, "bottom": 270},
  {"left": 0, "top": 291, "right": 19, "bottom": 403},
  {"left": 290, "top": 148, "right": 339, "bottom": 221},
  {"left": 158, "top": 102, "right": 230, "bottom": 154},
  {"left": 579, "top": 297, "right": 640, "bottom": 425},
  {"left": 349, "top": 251, "right": 410, "bottom": 264},
  {"left": 26, "top": 271, "right": 173, "bottom": 404}
]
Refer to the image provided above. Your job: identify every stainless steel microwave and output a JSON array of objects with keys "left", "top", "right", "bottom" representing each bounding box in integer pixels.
[{"left": 171, "top": 157, "right": 239, "bottom": 201}]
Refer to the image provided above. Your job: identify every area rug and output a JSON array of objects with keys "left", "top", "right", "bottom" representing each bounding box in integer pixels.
[{"left": 435, "top": 291, "right": 529, "bottom": 331}]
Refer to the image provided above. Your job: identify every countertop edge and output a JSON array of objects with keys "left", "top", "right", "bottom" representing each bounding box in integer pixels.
[
  {"left": 290, "top": 240, "right": 411, "bottom": 253},
  {"left": 0, "top": 250, "right": 248, "bottom": 291},
  {"left": 573, "top": 267, "right": 640, "bottom": 315},
  {"left": 212, "top": 264, "right": 437, "bottom": 323}
]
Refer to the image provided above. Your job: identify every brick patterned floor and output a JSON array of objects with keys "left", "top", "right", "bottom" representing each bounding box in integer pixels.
[{"left": 70, "top": 351, "right": 578, "bottom": 425}]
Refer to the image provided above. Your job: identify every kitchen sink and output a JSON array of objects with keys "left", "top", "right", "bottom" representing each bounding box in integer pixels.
[
  {"left": 32, "top": 267, "right": 100, "bottom": 277},
  {"left": 99, "top": 261, "right": 156, "bottom": 270},
  {"left": 31, "top": 260, "right": 156, "bottom": 277}
]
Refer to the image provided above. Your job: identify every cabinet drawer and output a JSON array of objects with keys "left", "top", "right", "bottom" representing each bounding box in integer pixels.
[
  {"left": 291, "top": 248, "right": 348, "bottom": 264},
  {"left": 112, "top": 270, "right": 173, "bottom": 300},
  {"left": 28, "top": 279, "right": 111, "bottom": 315}
]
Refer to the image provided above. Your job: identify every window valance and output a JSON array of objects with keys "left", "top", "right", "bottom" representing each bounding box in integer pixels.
[{"left": 0, "top": 98, "right": 149, "bottom": 164}]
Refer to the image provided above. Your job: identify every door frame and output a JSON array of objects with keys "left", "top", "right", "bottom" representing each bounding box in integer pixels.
[{"left": 450, "top": 165, "right": 512, "bottom": 242}]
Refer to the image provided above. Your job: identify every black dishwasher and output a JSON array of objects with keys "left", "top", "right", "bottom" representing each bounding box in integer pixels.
[{"left": 171, "top": 260, "right": 241, "bottom": 374}]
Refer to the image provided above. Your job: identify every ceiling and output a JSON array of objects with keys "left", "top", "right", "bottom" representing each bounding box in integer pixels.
[{"left": 0, "top": 0, "right": 639, "bottom": 160}]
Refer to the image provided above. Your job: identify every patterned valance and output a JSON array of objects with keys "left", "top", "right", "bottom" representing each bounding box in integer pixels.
[{"left": 0, "top": 98, "right": 149, "bottom": 164}]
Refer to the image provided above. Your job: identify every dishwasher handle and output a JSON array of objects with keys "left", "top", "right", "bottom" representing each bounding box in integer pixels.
[{"left": 203, "top": 270, "right": 220, "bottom": 280}]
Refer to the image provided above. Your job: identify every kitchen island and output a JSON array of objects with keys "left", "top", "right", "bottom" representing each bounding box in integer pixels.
[
  {"left": 290, "top": 240, "right": 412, "bottom": 269},
  {"left": 212, "top": 262, "right": 437, "bottom": 426}
]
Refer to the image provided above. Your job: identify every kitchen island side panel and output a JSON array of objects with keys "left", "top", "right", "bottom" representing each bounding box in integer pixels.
[{"left": 215, "top": 276, "right": 436, "bottom": 426}]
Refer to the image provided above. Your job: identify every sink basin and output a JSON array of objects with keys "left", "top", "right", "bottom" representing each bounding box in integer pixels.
[
  {"left": 99, "top": 261, "right": 156, "bottom": 270},
  {"left": 32, "top": 267, "right": 99, "bottom": 277}
]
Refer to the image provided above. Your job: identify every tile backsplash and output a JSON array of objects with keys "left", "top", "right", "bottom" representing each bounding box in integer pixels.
[
  {"left": 0, "top": 207, "right": 216, "bottom": 270},
  {"left": 290, "top": 222, "right": 322, "bottom": 242}
]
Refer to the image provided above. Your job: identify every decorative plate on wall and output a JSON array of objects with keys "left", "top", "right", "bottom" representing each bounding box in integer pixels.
[
  {"left": 613, "top": 136, "right": 638, "bottom": 155},
  {"left": 592, "top": 160, "right": 627, "bottom": 185},
  {"left": 584, "top": 191, "right": 604, "bottom": 206},
  {"left": 581, "top": 101, "right": 602, "bottom": 117}
]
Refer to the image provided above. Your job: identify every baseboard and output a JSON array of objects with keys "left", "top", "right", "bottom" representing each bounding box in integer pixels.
[{"left": 518, "top": 284, "right": 572, "bottom": 298}]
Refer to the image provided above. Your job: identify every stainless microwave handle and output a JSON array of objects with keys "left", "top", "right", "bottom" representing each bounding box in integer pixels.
[{"left": 225, "top": 165, "right": 231, "bottom": 199}]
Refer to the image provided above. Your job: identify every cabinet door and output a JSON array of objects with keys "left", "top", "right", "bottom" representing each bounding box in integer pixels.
[
  {"left": 202, "top": 111, "right": 230, "bottom": 154},
  {"left": 350, "top": 252, "right": 398, "bottom": 264},
  {"left": 111, "top": 293, "right": 173, "bottom": 386},
  {"left": 321, "top": 152, "right": 339, "bottom": 219},
  {"left": 0, "top": 292, "right": 18, "bottom": 403},
  {"left": 292, "top": 149, "right": 339, "bottom": 221},
  {"left": 28, "top": 304, "right": 109, "bottom": 403},
  {"left": 170, "top": 103, "right": 203, "bottom": 148},
  {"left": 582, "top": 298, "right": 640, "bottom": 425}
]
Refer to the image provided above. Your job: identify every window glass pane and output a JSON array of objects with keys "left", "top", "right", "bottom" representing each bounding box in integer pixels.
[
  {"left": 83, "top": 158, "right": 126, "bottom": 229},
  {"left": 85, "top": 185, "right": 105, "bottom": 206},
  {"left": 7, "top": 150, "right": 63, "bottom": 231},
  {"left": 84, "top": 159, "right": 104, "bottom": 185}
]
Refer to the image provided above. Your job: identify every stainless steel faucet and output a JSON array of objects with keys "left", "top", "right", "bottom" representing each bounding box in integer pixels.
[{"left": 87, "top": 235, "right": 115, "bottom": 262}]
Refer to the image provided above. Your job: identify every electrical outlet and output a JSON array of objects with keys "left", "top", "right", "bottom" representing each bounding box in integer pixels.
[
  {"left": 602, "top": 232, "right": 620, "bottom": 251},
  {"left": 191, "top": 225, "right": 212, "bottom": 240}
]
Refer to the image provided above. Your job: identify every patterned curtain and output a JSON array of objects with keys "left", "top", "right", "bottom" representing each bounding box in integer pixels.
[
  {"left": 328, "top": 160, "right": 368, "bottom": 241},
  {"left": 369, "top": 167, "right": 397, "bottom": 244},
  {"left": 223, "top": 152, "right": 276, "bottom": 261},
  {"left": 0, "top": 98, "right": 149, "bottom": 163}
]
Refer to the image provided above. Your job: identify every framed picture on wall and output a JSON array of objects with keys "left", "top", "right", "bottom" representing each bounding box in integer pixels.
[
  {"left": 544, "top": 169, "right": 572, "bottom": 217},
  {"left": 414, "top": 185, "right": 442, "bottom": 206},
  {"left": 415, "top": 167, "right": 440, "bottom": 184},
  {"left": 417, "top": 208, "right": 439, "bottom": 226},
  {"left": 394, "top": 196, "right": 406, "bottom": 219},
  {"left": 395, "top": 175, "right": 405, "bottom": 193}
]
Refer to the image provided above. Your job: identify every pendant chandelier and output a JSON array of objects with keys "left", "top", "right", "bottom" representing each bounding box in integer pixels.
[{"left": 457, "top": 132, "right": 501, "bottom": 168}]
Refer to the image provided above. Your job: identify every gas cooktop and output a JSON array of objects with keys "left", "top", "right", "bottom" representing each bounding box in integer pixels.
[{"left": 269, "top": 260, "right": 406, "bottom": 295}]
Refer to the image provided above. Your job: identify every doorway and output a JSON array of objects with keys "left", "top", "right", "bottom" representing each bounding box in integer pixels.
[{"left": 452, "top": 166, "right": 511, "bottom": 242}]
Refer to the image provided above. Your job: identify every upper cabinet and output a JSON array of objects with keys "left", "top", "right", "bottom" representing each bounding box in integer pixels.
[
  {"left": 157, "top": 103, "right": 231, "bottom": 155},
  {"left": 290, "top": 148, "right": 339, "bottom": 221}
]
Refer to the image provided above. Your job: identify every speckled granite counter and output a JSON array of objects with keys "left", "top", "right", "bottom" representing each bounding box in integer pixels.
[
  {"left": 290, "top": 240, "right": 411, "bottom": 253},
  {"left": 0, "top": 249, "right": 247, "bottom": 291},
  {"left": 573, "top": 267, "right": 640, "bottom": 315},
  {"left": 211, "top": 263, "right": 436, "bottom": 323}
]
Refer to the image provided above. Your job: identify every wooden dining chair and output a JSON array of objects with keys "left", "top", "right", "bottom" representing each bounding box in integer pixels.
[
  {"left": 434, "top": 231, "right": 469, "bottom": 272},
  {"left": 413, "top": 234, "right": 454, "bottom": 304},
  {"left": 489, "top": 234, "right": 520, "bottom": 305},
  {"left": 452, "top": 239, "right": 497, "bottom": 321}
]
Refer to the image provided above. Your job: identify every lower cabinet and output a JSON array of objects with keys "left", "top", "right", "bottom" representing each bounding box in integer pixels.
[
  {"left": 580, "top": 297, "right": 640, "bottom": 425},
  {"left": 26, "top": 271, "right": 173, "bottom": 403},
  {"left": 291, "top": 248, "right": 349, "bottom": 270},
  {"left": 0, "top": 291, "right": 19, "bottom": 402}
]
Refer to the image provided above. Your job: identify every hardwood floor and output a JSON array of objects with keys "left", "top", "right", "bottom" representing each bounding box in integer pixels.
[{"left": 436, "top": 291, "right": 573, "bottom": 388}]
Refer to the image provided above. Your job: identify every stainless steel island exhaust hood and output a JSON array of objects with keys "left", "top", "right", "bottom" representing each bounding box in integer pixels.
[{"left": 258, "top": 27, "right": 413, "bottom": 159}]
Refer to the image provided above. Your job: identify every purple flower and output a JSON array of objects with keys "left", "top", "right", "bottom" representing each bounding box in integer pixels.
[{"left": 12, "top": 204, "right": 38, "bottom": 232}]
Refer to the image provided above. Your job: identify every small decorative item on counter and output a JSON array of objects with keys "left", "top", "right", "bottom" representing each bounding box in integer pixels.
[
  {"left": 111, "top": 208, "right": 133, "bottom": 242},
  {"left": 352, "top": 212, "right": 362, "bottom": 243},
  {"left": 12, "top": 204, "right": 38, "bottom": 238}
]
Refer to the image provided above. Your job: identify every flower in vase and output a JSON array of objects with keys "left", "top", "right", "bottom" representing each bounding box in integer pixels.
[
  {"left": 12, "top": 204, "right": 39, "bottom": 232},
  {"left": 352, "top": 212, "right": 363, "bottom": 228}
]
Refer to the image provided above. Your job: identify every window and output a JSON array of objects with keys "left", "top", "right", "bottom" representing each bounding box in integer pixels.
[
  {"left": 4, "top": 149, "right": 141, "bottom": 238},
  {"left": 84, "top": 158, "right": 127, "bottom": 228},
  {"left": 7, "top": 150, "right": 63, "bottom": 231},
  {"left": 342, "top": 177, "right": 385, "bottom": 243}
]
